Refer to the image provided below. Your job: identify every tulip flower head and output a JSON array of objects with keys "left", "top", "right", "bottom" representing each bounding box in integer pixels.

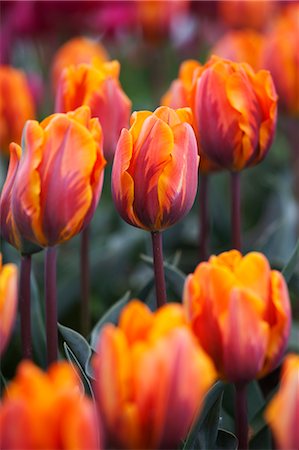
[
  {"left": 0, "top": 255, "right": 18, "bottom": 355},
  {"left": 0, "top": 361, "right": 100, "bottom": 449},
  {"left": 189, "top": 55, "right": 278, "bottom": 172},
  {"left": 92, "top": 300, "right": 216, "bottom": 450},
  {"left": 51, "top": 36, "right": 109, "bottom": 90},
  {"left": 265, "top": 354, "right": 299, "bottom": 450},
  {"left": 0, "top": 65, "right": 35, "bottom": 155},
  {"left": 112, "top": 106, "right": 199, "bottom": 231},
  {"left": 6, "top": 106, "right": 106, "bottom": 248},
  {"left": 183, "top": 250, "right": 291, "bottom": 383},
  {"left": 55, "top": 60, "right": 131, "bottom": 161}
]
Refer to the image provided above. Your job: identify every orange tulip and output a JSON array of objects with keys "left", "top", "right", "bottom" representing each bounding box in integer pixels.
[
  {"left": 0, "top": 254, "right": 18, "bottom": 355},
  {"left": 51, "top": 36, "right": 109, "bottom": 91},
  {"left": 218, "top": 0, "right": 277, "bottom": 31},
  {"left": 0, "top": 361, "right": 100, "bottom": 449},
  {"left": 210, "top": 30, "right": 264, "bottom": 72},
  {"left": 6, "top": 106, "right": 106, "bottom": 248},
  {"left": 92, "top": 300, "right": 216, "bottom": 450},
  {"left": 55, "top": 60, "right": 131, "bottom": 161},
  {"left": 262, "top": 4, "right": 299, "bottom": 116},
  {"left": 189, "top": 55, "right": 278, "bottom": 171},
  {"left": 265, "top": 354, "right": 299, "bottom": 450},
  {"left": 183, "top": 250, "right": 291, "bottom": 383},
  {"left": 112, "top": 106, "right": 199, "bottom": 231},
  {"left": 0, "top": 65, "right": 35, "bottom": 155}
]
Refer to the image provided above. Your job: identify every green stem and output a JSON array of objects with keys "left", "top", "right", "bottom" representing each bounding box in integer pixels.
[{"left": 151, "top": 231, "right": 167, "bottom": 308}]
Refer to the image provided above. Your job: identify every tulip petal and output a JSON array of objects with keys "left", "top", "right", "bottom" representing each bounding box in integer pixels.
[{"left": 0, "top": 261, "right": 18, "bottom": 355}]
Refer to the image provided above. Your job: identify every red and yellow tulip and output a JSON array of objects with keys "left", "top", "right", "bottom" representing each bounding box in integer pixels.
[
  {"left": 0, "top": 255, "right": 18, "bottom": 355},
  {"left": 51, "top": 36, "right": 109, "bottom": 91},
  {"left": 265, "top": 354, "right": 299, "bottom": 450},
  {"left": 0, "top": 361, "right": 100, "bottom": 449},
  {"left": 0, "top": 66, "right": 35, "bottom": 155},
  {"left": 55, "top": 60, "right": 131, "bottom": 161},
  {"left": 3, "top": 106, "right": 106, "bottom": 248},
  {"left": 112, "top": 106, "right": 199, "bottom": 231},
  {"left": 183, "top": 250, "right": 291, "bottom": 383},
  {"left": 190, "top": 56, "right": 278, "bottom": 171},
  {"left": 92, "top": 300, "right": 216, "bottom": 450}
]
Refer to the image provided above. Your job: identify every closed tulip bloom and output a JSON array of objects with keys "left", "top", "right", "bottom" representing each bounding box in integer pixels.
[
  {"left": 55, "top": 60, "right": 131, "bottom": 161},
  {"left": 190, "top": 56, "right": 278, "bottom": 171},
  {"left": 0, "top": 361, "right": 100, "bottom": 449},
  {"left": 218, "top": 0, "right": 277, "bottom": 31},
  {"left": 265, "top": 354, "right": 299, "bottom": 450},
  {"left": 51, "top": 36, "right": 109, "bottom": 90},
  {"left": 10, "top": 106, "right": 106, "bottom": 248},
  {"left": 183, "top": 250, "right": 291, "bottom": 383},
  {"left": 92, "top": 300, "right": 216, "bottom": 450},
  {"left": 0, "top": 66, "right": 35, "bottom": 154},
  {"left": 112, "top": 106, "right": 199, "bottom": 231},
  {"left": 0, "top": 255, "right": 18, "bottom": 355},
  {"left": 262, "top": 4, "right": 299, "bottom": 116}
]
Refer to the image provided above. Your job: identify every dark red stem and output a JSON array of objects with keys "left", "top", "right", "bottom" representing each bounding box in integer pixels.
[
  {"left": 199, "top": 173, "right": 209, "bottom": 261},
  {"left": 20, "top": 254, "right": 32, "bottom": 359},
  {"left": 231, "top": 171, "right": 241, "bottom": 251},
  {"left": 235, "top": 383, "right": 248, "bottom": 450},
  {"left": 151, "top": 231, "right": 167, "bottom": 308},
  {"left": 45, "top": 246, "right": 58, "bottom": 366},
  {"left": 81, "top": 226, "right": 90, "bottom": 337}
]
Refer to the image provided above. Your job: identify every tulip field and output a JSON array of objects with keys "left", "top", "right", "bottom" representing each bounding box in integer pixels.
[{"left": 0, "top": 1, "right": 298, "bottom": 449}]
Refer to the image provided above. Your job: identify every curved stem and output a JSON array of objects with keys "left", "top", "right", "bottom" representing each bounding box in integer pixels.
[
  {"left": 231, "top": 172, "right": 241, "bottom": 251},
  {"left": 45, "top": 247, "right": 58, "bottom": 366},
  {"left": 151, "top": 231, "right": 167, "bottom": 308},
  {"left": 199, "top": 174, "right": 209, "bottom": 261},
  {"left": 235, "top": 383, "right": 248, "bottom": 450},
  {"left": 81, "top": 226, "right": 90, "bottom": 337},
  {"left": 20, "top": 254, "right": 32, "bottom": 359}
]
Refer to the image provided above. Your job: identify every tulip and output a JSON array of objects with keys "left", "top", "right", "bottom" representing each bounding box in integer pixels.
[
  {"left": 92, "top": 300, "right": 216, "bottom": 450},
  {"left": 261, "top": 4, "right": 299, "bottom": 116},
  {"left": 218, "top": 0, "right": 277, "bottom": 31},
  {"left": 0, "top": 360, "right": 100, "bottom": 449},
  {"left": 112, "top": 106, "right": 199, "bottom": 306},
  {"left": 55, "top": 60, "right": 131, "bottom": 162},
  {"left": 0, "top": 65, "right": 35, "bottom": 155},
  {"left": 184, "top": 249, "right": 291, "bottom": 449},
  {"left": 265, "top": 354, "right": 299, "bottom": 450},
  {"left": 0, "top": 254, "right": 18, "bottom": 355},
  {"left": 51, "top": 36, "right": 109, "bottom": 91}
]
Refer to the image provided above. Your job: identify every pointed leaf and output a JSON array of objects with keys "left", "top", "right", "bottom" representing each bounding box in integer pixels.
[
  {"left": 58, "top": 323, "right": 92, "bottom": 372},
  {"left": 216, "top": 429, "right": 238, "bottom": 450},
  {"left": 63, "top": 342, "right": 94, "bottom": 399}
]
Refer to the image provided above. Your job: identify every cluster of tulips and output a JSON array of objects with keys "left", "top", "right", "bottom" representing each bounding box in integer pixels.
[{"left": 0, "top": 3, "right": 298, "bottom": 450}]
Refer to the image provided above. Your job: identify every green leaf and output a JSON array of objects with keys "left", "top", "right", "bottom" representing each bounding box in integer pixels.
[
  {"left": 182, "top": 381, "right": 226, "bottom": 450},
  {"left": 282, "top": 240, "right": 299, "bottom": 283},
  {"left": 90, "top": 291, "right": 131, "bottom": 351},
  {"left": 216, "top": 429, "right": 238, "bottom": 450},
  {"left": 247, "top": 381, "right": 265, "bottom": 420},
  {"left": 63, "top": 342, "right": 94, "bottom": 399},
  {"left": 58, "top": 323, "right": 92, "bottom": 374}
]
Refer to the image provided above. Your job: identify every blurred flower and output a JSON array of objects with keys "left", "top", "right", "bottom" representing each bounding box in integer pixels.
[
  {"left": 218, "top": 0, "right": 277, "bottom": 31},
  {"left": 92, "top": 300, "right": 216, "bottom": 450},
  {"left": 55, "top": 60, "right": 131, "bottom": 161},
  {"left": 183, "top": 250, "right": 291, "bottom": 383},
  {"left": 7, "top": 106, "right": 106, "bottom": 248},
  {"left": 265, "top": 354, "right": 299, "bottom": 450},
  {"left": 0, "top": 255, "right": 18, "bottom": 355},
  {"left": 262, "top": 3, "right": 299, "bottom": 116},
  {"left": 51, "top": 36, "right": 109, "bottom": 91},
  {"left": 0, "top": 360, "right": 100, "bottom": 449},
  {"left": 210, "top": 29, "right": 264, "bottom": 71},
  {"left": 190, "top": 55, "right": 277, "bottom": 171},
  {"left": 0, "top": 66, "right": 35, "bottom": 155},
  {"left": 112, "top": 106, "right": 199, "bottom": 231}
]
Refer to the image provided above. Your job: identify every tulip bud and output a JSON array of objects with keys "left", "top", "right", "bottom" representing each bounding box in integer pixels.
[
  {"left": 0, "top": 65, "right": 35, "bottom": 155},
  {"left": 112, "top": 106, "right": 199, "bottom": 231},
  {"left": 92, "top": 300, "right": 216, "bottom": 450},
  {"left": 190, "top": 55, "right": 278, "bottom": 171},
  {"left": 8, "top": 106, "right": 106, "bottom": 248},
  {"left": 0, "top": 254, "right": 18, "bottom": 355},
  {"left": 265, "top": 354, "right": 299, "bottom": 450},
  {"left": 0, "top": 361, "right": 100, "bottom": 449},
  {"left": 183, "top": 250, "right": 291, "bottom": 383},
  {"left": 51, "top": 36, "right": 109, "bottom": 91},
  {"left": 55, "top": 60, "right": 131, "bottom": 161}
]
